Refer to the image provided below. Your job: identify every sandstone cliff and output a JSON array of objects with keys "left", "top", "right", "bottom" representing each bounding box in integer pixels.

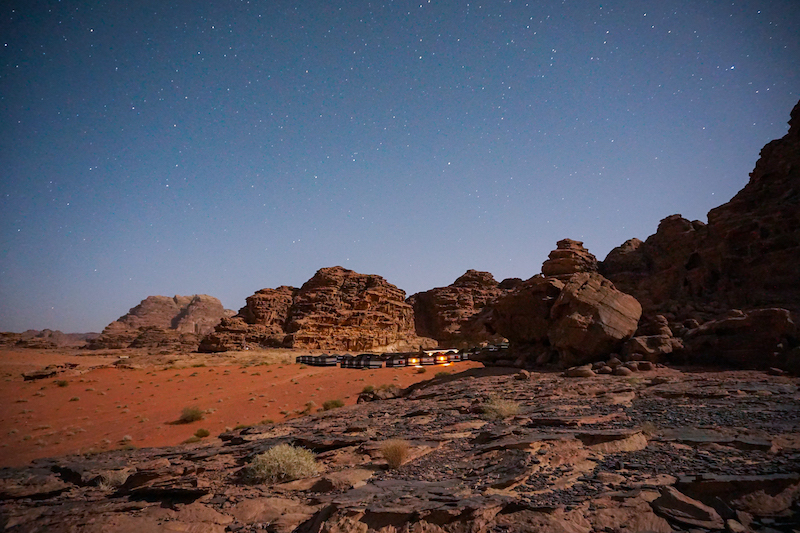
[
  {"left": 408, "top": 269, "right": 520, "bottom": 347},
  {"left": 601, "top": 99, "right": 800, "bottom": 368},
  {"left": 89, "top": 295, "right": 233, "bottom": 351},
  {"left": 200, "top": 267, "right": 434, "bottom": 352}
]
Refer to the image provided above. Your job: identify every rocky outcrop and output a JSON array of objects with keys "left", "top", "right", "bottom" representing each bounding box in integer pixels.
[
  {"left": 489, "top": 242, "right": 641, "bottom": 368},
  {"left": 541, "top": 238, "right": 598, "bottom": 278},
  {"left": 0, "top": 330, "right": 98, "bottom": 349},
  {"left": 600, "top": 99, "right": 800, "bottom": 368},
  {"left": 201, "top": 267, "right": 434, "bottom": 353},
  {"left": 89, "top": 295, "right": 233, "bottom": 351},
  {"left": 408, "top": 270, "right": 520, "bottom": 347},
  {"left": 2, "top": 367, "right": 798, "bottom": 532}
]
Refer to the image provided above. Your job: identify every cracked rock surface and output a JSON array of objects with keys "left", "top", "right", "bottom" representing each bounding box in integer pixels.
[{"left": 1, "top": 366, "right": 798, "bottom": 532}]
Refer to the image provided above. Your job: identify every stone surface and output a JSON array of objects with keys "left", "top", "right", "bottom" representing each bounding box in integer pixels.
[
  {"left": 1, "top": 366, "right": 799, "bottom": 532},
  {"left": 89, "top": 295, "right": 232, "bottom": 351},
  {"left": 408, "top": 270, "right": 517, "bottom": 347},
  {"left": 201, "top": 267, "right": 435, "bottom": 352}
]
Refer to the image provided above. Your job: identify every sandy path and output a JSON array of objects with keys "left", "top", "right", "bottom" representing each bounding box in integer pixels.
[{"left": 0, "top": 348, "right": 481, "bottom": 467}]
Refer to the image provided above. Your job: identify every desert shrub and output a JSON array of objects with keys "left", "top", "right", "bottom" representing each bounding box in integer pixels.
[
  {"left": 381, "top": 439, "right": 411, "bottom": 469},
  {"left": 322, "top": 399, "right": 344, "bottom": 411},
  {"left": 55, "top": 380, "right": 68, "bottom": 387},
  {"left": 361, "top": 385, "right": 375, "bottom": 393},
  {"left": 246, "top": 444, "right": 319, "bottom": 483},
  {"left": 416, "top": 367, "right": 427, "bottom": 374},
  {"left": 179, "top": 406, "right": 204, "bottom": 423},
  {"left": 69, "top": 396, "right": 80, "bottom": 402},
  {"left": 481, "top": 397, "right": 520, "bottom": 419},
  {"left": 182, "top": 436, "right": 201, "bottom": 444},
  {"left": 98, "top": 469, "right": 129, "bottom": 490},
  {"left": 435, "top": 371, "right": 449, "bottom": 378},
  {"left": 194, "top": 428, "right": 210, "bottom": 438}
]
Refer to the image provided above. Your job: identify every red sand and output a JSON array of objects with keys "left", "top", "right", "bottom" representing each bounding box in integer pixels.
[{"left": 0, "top": 349, "right": 481, "bottom": 467}]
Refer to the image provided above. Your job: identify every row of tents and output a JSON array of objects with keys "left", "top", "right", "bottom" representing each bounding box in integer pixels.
[{"left": 295, "top": 349, "right": 471, "bottom": 369}]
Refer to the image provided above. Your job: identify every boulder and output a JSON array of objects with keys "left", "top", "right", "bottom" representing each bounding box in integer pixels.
[{"left": 548, "top": 273, "right": 642, "bottom": 367}]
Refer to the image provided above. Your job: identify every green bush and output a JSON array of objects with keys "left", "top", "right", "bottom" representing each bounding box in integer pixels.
[
  {"left": 322, "top": 399, "right": 344, "bottom": 411},
  {"left": 246, "top": 444, "right": 319, "bottom": 483},
  {"left": 179, "top": 406, "right": 204, "bottom": 423},
  {"left": 55, "top": 380, "right": 68, "bottom": 388},
  {"left": 416, "top": 367, "right": 427, "bottom": 374},
  {"left": 361, "top": 385, "right": 375, "bottom": 393},
  {"left": 194, "top": 428, "right": 210, "bottom": 438}
]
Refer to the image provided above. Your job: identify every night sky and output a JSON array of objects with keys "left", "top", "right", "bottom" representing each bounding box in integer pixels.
[{"left": 2, "top": 1, "right": 799, "bottom": 333}]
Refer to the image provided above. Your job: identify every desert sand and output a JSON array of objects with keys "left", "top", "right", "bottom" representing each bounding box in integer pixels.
[{"left": 0, "top": 348, "right": 481, "bottom": 467}]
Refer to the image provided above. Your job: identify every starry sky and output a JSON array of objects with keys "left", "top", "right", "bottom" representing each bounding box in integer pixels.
[{"left": 1, "top": 0, "right": 799, "bottom": 333}]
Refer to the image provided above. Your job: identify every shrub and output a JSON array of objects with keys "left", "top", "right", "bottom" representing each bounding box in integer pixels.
[
  {"left": 481, "top": 397, "right": 521, "bottom": 420},
  {"left": 322, "top": 399, "right": 344, "bottom": 411},
  {"left": 55, "top": 380, "right": 68, "bottom": 388},
  {"left": 361, "top": 385, "right": 375, "bottom": 393},
  {"left": 179, "top": 406, "right": 204, "bottom": 423},
  {"left": 194, "top": 428, "right": 210, "bottom": 438},
  {"left": 435, "top": 371, "right": 449, "bottom": 378},
  {"left": 416, "top": 367, "right": 427, "bottom": 374},
  {"left": 246, "top": 444, "right": 319, "bottom": 483},
  {"left": 182, "top": 436, "right": 201, "bottom": 444},
  {"left": 98, "top": 469, "right": 129, "bottom": 490},
  {"left": 69, "top": 396, "right": 80, "bottom": 402},
  {"left": 381, "top": 439, "right": 411, "bottom": 469}
]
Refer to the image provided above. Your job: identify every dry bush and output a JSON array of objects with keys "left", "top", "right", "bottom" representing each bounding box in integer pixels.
[
  {"left": 381, "top": 439, "right": 411, "bottom": 469},
  {"left": 97, "top": 469, "right": 129, "bottom": 490},
  {"left": 179, "top": 406, "right": 204, "bottom": 423},
  {"left": 481, "top": 397, "right": 521, "bottom": 419},
  {"left": 246, "top": 444, "right": 319, "bottom": 483},
  {"left": 322, "top": 399, "right": 344, "bottom": 411},
  {"left": 194, "top": 428, "right": 210, "bottom": 438}
]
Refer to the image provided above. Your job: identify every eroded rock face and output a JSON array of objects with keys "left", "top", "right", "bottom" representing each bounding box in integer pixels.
[
  {"left": 286, "top": 266, "right": 423, "bottom": 351},
  {"left": 201, "top": 267, "right": 433, "bottom": 352},
  {"left": 600, "top": 99, "right": 800, "bottom": 368},
  {"left": 89, "top": 295, "right": 233, "bottom": 351},
  {"left": 491, "top": 244, "right": 641, "bottom": 368},
  {"left": 408, "top": 270, "right": 518, "bottom": 347}
]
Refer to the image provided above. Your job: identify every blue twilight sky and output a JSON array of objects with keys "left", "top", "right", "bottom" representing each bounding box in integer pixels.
[{"left": 1, "top": 0, "right": 799, "bottom": 333}]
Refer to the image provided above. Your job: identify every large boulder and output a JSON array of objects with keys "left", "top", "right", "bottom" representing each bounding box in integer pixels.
[
  {"left": 408, "top": 270, "right": 518, "bottom": 347},
  {"left": 491, "top": 243, "right": 641, "bottom": 368},
  {"left": 89, "top": 295, "right": 233, "bottom": 351},
  {"left": 548, "top": 273, "right": 642, "bottom": 367}
]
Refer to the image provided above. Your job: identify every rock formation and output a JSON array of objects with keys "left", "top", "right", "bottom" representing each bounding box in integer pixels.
[
  {"left": 601, "top": 99, "right": 800, "bottom": 368},
  {"left": 408, "top": 270, "right": 520, "bottom": 347},
  {"left": 490, "top": 240, "right": 641, "bottom": 367},
  {"left": 0, "top": 330, "right": 98, "bottom": 349},
  {"left": 201, "top": 267, "right": 434, "bottom": 352},
  {"left": 89, "top": 295, "right": 233, "bottom": 351}
]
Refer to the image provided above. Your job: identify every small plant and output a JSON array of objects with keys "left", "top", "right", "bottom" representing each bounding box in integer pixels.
[
  {"left": 322, "top": 399, "right": 344, "bottom": 411},
  {"left": 361, "top": 385, "right": 375, "bottom": 393},
  {"left": 194, "top": 428, "right": 210, "bottom": 438},
  {"left": 260, "top": 418, "right": 275, "bottom": 425},
  {"left": 246, "top": 444, "right": 320, "bottom": 483},
  {"left": 381, "top": 439, "right": 411, "bottom": 469},
  {"left": 182, "top": 436, "right": 202, "bottom": 444},
  {"left": 233, "top": 423, "right": 252, "bottom": 430},
  {"left": 98, "top": 469, "right": 129, "bottom": 490},
  {"left": 481, "top": 397, "right": 521, "bottom": 420},
  {"left": 436, "top": 371, "right": 449, "bottom": 378},
  {"left": 178, "top": 406, "right": 204, "bottom": 423},
  {"left": 640, "top": 421, "right": 658, "bottom": 436},
  {"left": 69, "top": 396, "right": 80, "bottom": 402},
  {"left": 55, "top": 380, "right": 68, "bottom": 388},
  {"left": 416, "top": 367, "right": 427, "bottom": 374}
]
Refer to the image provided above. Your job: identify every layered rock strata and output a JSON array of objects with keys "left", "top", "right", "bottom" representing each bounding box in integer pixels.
[
  {"left": 201, "top": 267, "right": 434, "bottom": 352},
  {"left": 89, "top": 295, "right": 232, "bottom": 351},
  {"left": 408, "top": 270, "right": 520, "bottom": 347}
]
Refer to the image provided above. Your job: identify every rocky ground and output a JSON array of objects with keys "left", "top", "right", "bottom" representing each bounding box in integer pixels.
[{"left": 1, "top": 364, "right": 797, "bottom": 532}]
